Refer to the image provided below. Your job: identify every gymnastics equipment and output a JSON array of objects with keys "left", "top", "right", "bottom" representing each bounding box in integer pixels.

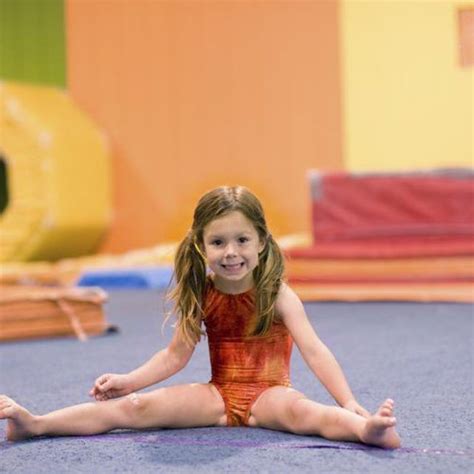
[
  {"left": 0, "top": 81, "right": 111, "bottom": 262},
  {"left": 304, "top": 168, "right": 474, "bottom": 257},
  {"left": 0, "top": 287, "right": 111, "bottom": 342},
  {"left": 0, "top": 242, "right": 178, "bottom": 287},
  {"left": 76, "top": 266, "right": 174, "bottom": 290},
  {"left": 286, "top": 169, "right": 474, "bottom": 302}
]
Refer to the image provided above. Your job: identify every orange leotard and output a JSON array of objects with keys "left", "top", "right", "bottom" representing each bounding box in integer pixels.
[{"left": 203, "top": 279, "right": 293, "bottom": 426}]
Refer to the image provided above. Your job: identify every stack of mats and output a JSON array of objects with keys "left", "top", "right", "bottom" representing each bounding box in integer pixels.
[
  {"left": 0, "top": 243, "right": 179, "bottom": 342},
  {"left": 0, "top": 286, "right": 111, "bottom": 342},
  {"left": 285, "top": 169, "right": 474, "bottom": 302}
]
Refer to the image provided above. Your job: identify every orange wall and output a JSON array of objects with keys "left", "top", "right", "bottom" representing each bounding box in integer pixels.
[{"left": 66, "top": 1, "right": 342, "bottom": 253}]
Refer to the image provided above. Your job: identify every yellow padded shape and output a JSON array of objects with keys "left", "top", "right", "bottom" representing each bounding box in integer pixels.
[{"left": 0, "top": 81, "right": 111, "bottom": 262}]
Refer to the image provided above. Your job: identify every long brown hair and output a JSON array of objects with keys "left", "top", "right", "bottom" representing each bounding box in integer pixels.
[{"left": 168, "top": 186, "right": 285, "bottom": 346}]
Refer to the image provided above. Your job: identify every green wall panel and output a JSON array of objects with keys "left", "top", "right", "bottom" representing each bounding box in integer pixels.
[{"left": 0, "top": 0, "right": 66, "bottom": 87}]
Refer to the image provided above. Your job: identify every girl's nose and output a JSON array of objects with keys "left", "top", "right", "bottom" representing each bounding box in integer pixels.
[{"left": 224, "top": 243, "right": 237, "bottom": 256}]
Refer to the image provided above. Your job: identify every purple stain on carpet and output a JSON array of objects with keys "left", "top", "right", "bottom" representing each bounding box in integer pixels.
[
  {"left": 68, "top": 432, "right": 472, "bottom": 458},
  {"left": 1, "top": 430, "right": 472, "bottom": 458}
]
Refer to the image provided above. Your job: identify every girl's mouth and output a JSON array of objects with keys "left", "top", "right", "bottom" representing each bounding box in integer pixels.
[{"left": 222, "top": 262, "right": 244, "bottom": 270}]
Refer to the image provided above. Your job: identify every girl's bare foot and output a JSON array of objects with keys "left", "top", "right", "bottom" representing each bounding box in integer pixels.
[
  {"left": 361, "top": 399, "right": 401, "bottom": 449},
  {"left": 0, "top": 395, "right": 38, "bottom": 441}
]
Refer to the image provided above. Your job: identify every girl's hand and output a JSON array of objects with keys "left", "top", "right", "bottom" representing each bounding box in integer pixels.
[
  {"left": 89, "top": 373, "right": 133, "bottom": 401},
  {"left": 343, "top": 399, "right": 370, "bottom": 418}
]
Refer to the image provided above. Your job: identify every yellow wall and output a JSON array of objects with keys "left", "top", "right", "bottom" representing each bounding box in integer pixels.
[{"left": 341, "top": 0, "right": 473, "bottom": 172}]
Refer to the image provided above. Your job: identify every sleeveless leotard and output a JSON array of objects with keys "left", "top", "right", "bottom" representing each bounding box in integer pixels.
[{"left": 203, "top": 279, "right": 293, "bottom": 426}]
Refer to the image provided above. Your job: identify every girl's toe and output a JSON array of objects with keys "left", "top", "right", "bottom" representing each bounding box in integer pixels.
[{"left": 388, "top": 417, "right": 397, "bottom": 426}]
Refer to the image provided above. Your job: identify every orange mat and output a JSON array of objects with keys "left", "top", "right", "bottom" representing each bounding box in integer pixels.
[
  {"left": 291, "top": 282, "right": 474, "bottom": 303},
  {"left": 286, "top": 255, "right": 474, "bottom": 302},
  {"left": 286, "top": 255, "right": 474, "bottom": 282},
  {"left": 0, "top": 287, "right": 110, "bottom": 342}
]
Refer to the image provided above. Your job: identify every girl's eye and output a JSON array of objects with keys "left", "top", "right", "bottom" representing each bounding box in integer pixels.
[
  {"left": 239, "top": 237, "right": 249, "bottom": 243},
  {"left": 212, "top": 240, "right": 223, "bottom": 246}
]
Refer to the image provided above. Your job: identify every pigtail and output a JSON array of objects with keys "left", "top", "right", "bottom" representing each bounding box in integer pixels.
[
  {"left": 167, "top": 232, "right": 207, "bottom": 346},
  {"left": 250, "top": 234, "right": 285, "bottom": 336}
]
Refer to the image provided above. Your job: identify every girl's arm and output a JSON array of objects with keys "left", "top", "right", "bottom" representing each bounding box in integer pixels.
[
  {"left": 90, "top": 326, "right": 196, "bottom": 400},
  {"left": 277, "top": 284, "right": 369, "bottom": 417},
  {"left": 127, "top": 327, "right": 196, "bottom": 391}
]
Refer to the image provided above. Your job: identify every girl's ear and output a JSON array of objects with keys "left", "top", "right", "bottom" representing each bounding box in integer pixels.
[{"left": 258, "top": 238, "right": 266, "bottom": 254}]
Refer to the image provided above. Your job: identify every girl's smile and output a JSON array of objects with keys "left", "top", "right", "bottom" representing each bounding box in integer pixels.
[
  {"left": 221, "top": 262, "right": 245, "bottom": 272},
  {"left": 202, "top": 211, "right": 264, "bottom": 293}
]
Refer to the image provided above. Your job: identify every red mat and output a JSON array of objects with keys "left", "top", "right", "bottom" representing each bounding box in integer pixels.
[{"left": 286, "top": 169, "right": 474, "bottom": 302}]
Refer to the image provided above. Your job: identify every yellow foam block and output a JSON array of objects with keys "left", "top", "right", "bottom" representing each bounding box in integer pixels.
[{"left": 0, "top": 81, "right": 111, "bottom": 262}]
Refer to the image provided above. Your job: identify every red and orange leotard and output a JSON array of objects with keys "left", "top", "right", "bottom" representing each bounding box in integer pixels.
[{"left": 203, "top": 279, "right": 293, "bottom": 426}]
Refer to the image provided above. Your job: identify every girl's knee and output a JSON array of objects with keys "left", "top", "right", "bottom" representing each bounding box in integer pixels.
[{"left": 116, "top": 393, "right": 148, "bottom": 425}]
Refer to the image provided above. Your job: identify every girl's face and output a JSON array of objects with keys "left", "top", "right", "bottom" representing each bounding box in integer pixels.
[{"left": 202, "top": 210, "right": 265, "bottom": 293}]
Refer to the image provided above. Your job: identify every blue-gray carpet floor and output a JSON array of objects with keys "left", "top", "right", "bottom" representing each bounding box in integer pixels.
[{"left": 0, "top": 291, "right": 472, "bottom": 473}]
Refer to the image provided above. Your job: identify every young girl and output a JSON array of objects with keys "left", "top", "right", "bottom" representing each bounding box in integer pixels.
[{"left": 0, "top": 186, "right": 400, "bottom": 449}]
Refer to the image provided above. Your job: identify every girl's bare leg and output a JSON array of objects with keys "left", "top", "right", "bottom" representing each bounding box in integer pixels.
[
  {"left": 0, "top": 384, "right": 226, "bottom": 441},
  {"left": 249, "top": 386, "right": 401, "bottom": 449}
]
